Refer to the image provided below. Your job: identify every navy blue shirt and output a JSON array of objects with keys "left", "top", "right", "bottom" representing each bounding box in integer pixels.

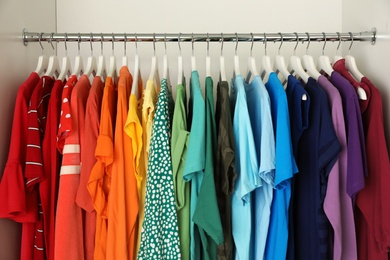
[
  {"left": 285, "top": 75, "right": 310, "bottom": 260},
  {"left": 294, "top": 77, "right": 341, "bottom": 260}
]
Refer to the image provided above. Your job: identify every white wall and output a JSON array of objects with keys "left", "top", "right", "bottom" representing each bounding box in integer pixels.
[
  {"left": 55, "top": 0, "right": 342, "bottom": 90},
  {"left": 342, "top": 0, "right": 390, "bottom": 150},
  {"left": 0, "top": 0, "right": 56, "bottom": 259}
]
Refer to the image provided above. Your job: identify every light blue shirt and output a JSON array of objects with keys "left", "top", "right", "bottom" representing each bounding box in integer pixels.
[
  {"left": 183, "top": 70, "right": 205, "bottom": 260},
  {"left": 231, "top": 75, "right": 261, "bottom": 260},
  {"left": 244, "top": 75, "right": 276, "bottom": 259},
  {"left": 264, "top": 72, "right": 298, "bottom": 260}
]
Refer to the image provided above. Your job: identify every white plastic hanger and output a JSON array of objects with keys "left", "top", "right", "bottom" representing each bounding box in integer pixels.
[
  {"left": 72, "top": 34, "right": 84, "bottom": 77},
  {"left": 58, "top": 33, "right": 72, "bottom": 81},
  {"left": 131, "top": 34, "right": 141, "bottom": 99},
  {"left": 177, "top": 33, "right": 184, "bottom": 85},
  {"left": 191, "top": 33, "right": 197, "bottom": 72},
  {"left": 84, "top": 33, "right": 97, "bottom": 77},
  {"left": 246, "top": 33, "right": 259, "bottom": 83},
  {"left": 148, "top": 33, "right": 160, "bottom": 88},
  {"left": 274, "top": 33, "right": 290, "bottom": 87},
  {"left": 346, "top": 32, "right": 367, "bottom": 100},
  {"left": 206, "top": 33, "right": 211, "bottom": 77},
  {"left": 302, "top": 32, "right": 321, "bottom": 80},
  {"left": 107, "top": 34, "right": 117, "bottom": 78},
  {"left": 288, "top": 32, "right": 310, "bottom": 84},
  {"left": 122, "top": 33, "right": 128, "bottom": 67},
  {"left": 162, "top": 34, "right": 171, "bottom": 87},
  {"left": 318, "top": 32, "right": 335, "bottom": 76},
  {"left": 44, "top": 33, "right": 60, "bottom": 78},
  {"left": 96, "top": 34, "right": 107, "bottom": 80},
  {"left": 34, "top": 33, "right": 49, "bottom": 75},
  {"left": 261, "top": 33, "right": 273, "bottom": 83},
  {"left": 333, "top": 32, "right": 343, "bottom": 64},
  {"left": 219, "top": 33, "right": 227, "bottom": 82},
  {"left": 233, "top": 33, "right": 241, "bottom": 77}
]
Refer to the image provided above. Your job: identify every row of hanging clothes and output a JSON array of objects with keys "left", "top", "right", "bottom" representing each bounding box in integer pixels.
[{"left": 0, "top": 31, "right": 389, "bottom": 260}]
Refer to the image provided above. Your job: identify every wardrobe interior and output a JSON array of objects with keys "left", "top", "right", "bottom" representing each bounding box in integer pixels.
[{"left": 0, "top": 0, "right": 389, "bottom": 259}]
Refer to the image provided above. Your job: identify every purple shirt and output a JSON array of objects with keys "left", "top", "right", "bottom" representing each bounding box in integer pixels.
[
  {"left": 318, "top": 75, "right": 358, "bottom": 260},
  {"left": 329, "top": 71, "right": 367, "bottom": 198}
]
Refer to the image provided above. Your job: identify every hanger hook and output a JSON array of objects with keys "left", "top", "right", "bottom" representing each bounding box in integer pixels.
[
  {"left": 250, "top": 33, "right": 254, "bottom": 57},
  {"left": 134, "top": 33, "right": 138, "bottom": 55},
  {"left": 178, "top": 33, "right": 182, "bottom": 54},
  {"left": 39, "top": 32, "right": 44, "bottom": 55},
  {"left": 64, "top": 32, "right": 68, "bottom": 56},
  {"left": 90, "top": 33, "right": 93, "bottom": 56},
  {"left": 322, "top": 32, "right": 326, "bottom": 55},
  {"left": 192, "top": 33, "right": 195, "bottom": 56},
  {"left": 293, "top": 32, "right": 299, "bottom": 55},
  {"left": 154, "top": 33, "right": 157, "bottom": 55},
  {"left": 278, "top": 32, "right": 283, "bottom": 55},
  {"left": 207, "top": 33, "right": 210, "bottom": 56},
  {"left": 305, "top": 32, "right": 310, "bottom": 55},
  {"left": 112, "top": 33, "right": 115, "bottom": 55},
  {"left": 348, "top": 32, "right": 353, "bottom": 54},
  {"left": 77, "top": 33, "right": 81, "bottom": 55},
  {"left": 220, "top": 33, "right": 224, "bottom": 56},
  {"left": 336, "top": 32, "right": 341, "bottom": 55},
  {"left": 124, "top": 33, "right": 127, "bottom": 56},
  {"left": 164, "top": 33, "right": 167, "bottom": 55},
  {"left": 235, "top": 33, "right": 239, "bottom": 55},
  {"left": 263, "top": 33, "right": 267, "bottom": 55},
  {"left": 100, "top": 33, "right": 104, "bottom": 55},
  {"left": 49, "top": 32, "right": 55, "bottom": 51}
]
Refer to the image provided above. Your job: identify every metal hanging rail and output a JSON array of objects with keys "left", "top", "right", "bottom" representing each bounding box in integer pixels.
[{"left": 22, "top": 28, "right": 377, "bottom": 46}]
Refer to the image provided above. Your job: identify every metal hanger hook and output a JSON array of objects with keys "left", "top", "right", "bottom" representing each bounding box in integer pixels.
[
  {"left": 77, "top": 33, "right": 81, "bottom": 55},
  {"left": 263, "top": 33, "right": 267, "bottom": 55},
  {"left": 178, "top": 33, "right": 182, "bottom": 54},
  {"left": 235, "top": 33, "right": 239, "bottom": 55},
  {"left": 164, "top": 33, "right": 167, "bottom": 55},
  {"left": 90, "top": 33, "right": 93, "bottom": 56},
  {"left": 100, "top": 33, "right": 104, "bottom": 55},
  {"left": 293, "top": 32, "right": 299, "bottom": 55},
  {"left": 278, "top": 32, "right": 283, "bottom": 55},
  {"left": 348, "top": 32, "right": 354, "bottom": 54},
  {"left": 250, "top": 33, "right": 254, "bottom": 57},
  {"left": 124, "top": 33, "right": 127, "bottom": 56},
  {"left": 207, "top": 33, "right": 210, "bottom": 56},
  {"left": 153, "top": 33, "right": 156, "bottom": 55},
  {"left": 112, "top": 33, "right": 115, "bottom": 55},
  {"left": 134, "top": 33, "right": 138, "bottom": 55},
  {"left": 64, "top": 32, "right": 68, "bottom": 56},
  {"left": 39, "top": 32, "right": 44, "bottom": 55},
  {"left": 305, "top": 32, "right": 310, "bottom": 55},
  {"left": 49, "top": 33, "right": 55, "bottom": 51},
  {"left": 336, "top": 32, "right": 341, "bottom": 55},
  {"left": 220, "top": 33, "right": 224, "bottom": 56},
  {"left": 322, "top": 32, "right": 326, "bottom": 55},
  {"left": 192, "top": 33, "right": 195, "bottom": 56}
]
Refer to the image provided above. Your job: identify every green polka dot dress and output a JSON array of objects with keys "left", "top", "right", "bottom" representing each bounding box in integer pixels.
[{"left": 137, "top": 78, "right": 181, "bottom": 260}]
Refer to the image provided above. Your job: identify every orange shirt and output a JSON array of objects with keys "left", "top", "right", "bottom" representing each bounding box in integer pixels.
[
  {"left": 87, "top": 77, "right": 116, "bottom": 260},
  {"left": 55, "top": 75, "right": 91, "bottom": 260},
  {"left": 106, "top": 66, "right": 139, "bottom": 260}
]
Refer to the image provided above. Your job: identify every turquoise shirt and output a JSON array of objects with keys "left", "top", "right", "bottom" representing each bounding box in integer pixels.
[
  {"left": 264, "top": 72, "right": 298, "bottom": 260},
  {"left": 230, "top": 74, "right": 261, "bottom": 260},
  {"left": 183, "top": 70, "right": 205, "bottom": 260}
]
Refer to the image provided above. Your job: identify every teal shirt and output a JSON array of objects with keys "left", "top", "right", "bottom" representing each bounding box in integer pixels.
[
  {"left": 193, "top": 76, "right": 224, "bottom": 260},
  {"left": 183, "top": 70, "right": 205, "bottom": 260}
]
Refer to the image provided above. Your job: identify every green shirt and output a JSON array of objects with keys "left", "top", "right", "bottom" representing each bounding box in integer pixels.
[
  {"left": 138, "top": 78, "right": 181, "bottom": 260},
  {"left": 171, "top": 82, "right": 190, "bottom": 260}
]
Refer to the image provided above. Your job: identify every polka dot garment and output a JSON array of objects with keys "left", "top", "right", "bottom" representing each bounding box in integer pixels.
[{"left": 138, "top": 78, "right": 181, "bottom": 260}]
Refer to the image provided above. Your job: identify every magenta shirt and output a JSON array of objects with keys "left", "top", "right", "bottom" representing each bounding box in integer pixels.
[{"left": 318, "top": 75, "right": 357, "bottom": 260}]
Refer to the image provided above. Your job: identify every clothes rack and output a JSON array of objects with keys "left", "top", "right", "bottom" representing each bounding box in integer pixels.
[{"left": 22, "top": 29, "right": 377, "bottom": 46}]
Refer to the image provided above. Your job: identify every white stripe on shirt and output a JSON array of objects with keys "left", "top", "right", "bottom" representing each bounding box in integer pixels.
[
  {"left": 63, "top": 144, "right": 80, "bottom": 154},
  {"left": 60, "top": 165, "right": 81, "bottom": 175}
]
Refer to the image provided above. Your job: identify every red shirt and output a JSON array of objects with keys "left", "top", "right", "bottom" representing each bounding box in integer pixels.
[
  {"left": 355, "top": 77, "right": 390, "bottom": 260},
  {"left": 0, "top": 72, "right": 39, "bottom": 221},
  {"left": 40, "top": 80, "right": 64, "bottom": 260}
]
